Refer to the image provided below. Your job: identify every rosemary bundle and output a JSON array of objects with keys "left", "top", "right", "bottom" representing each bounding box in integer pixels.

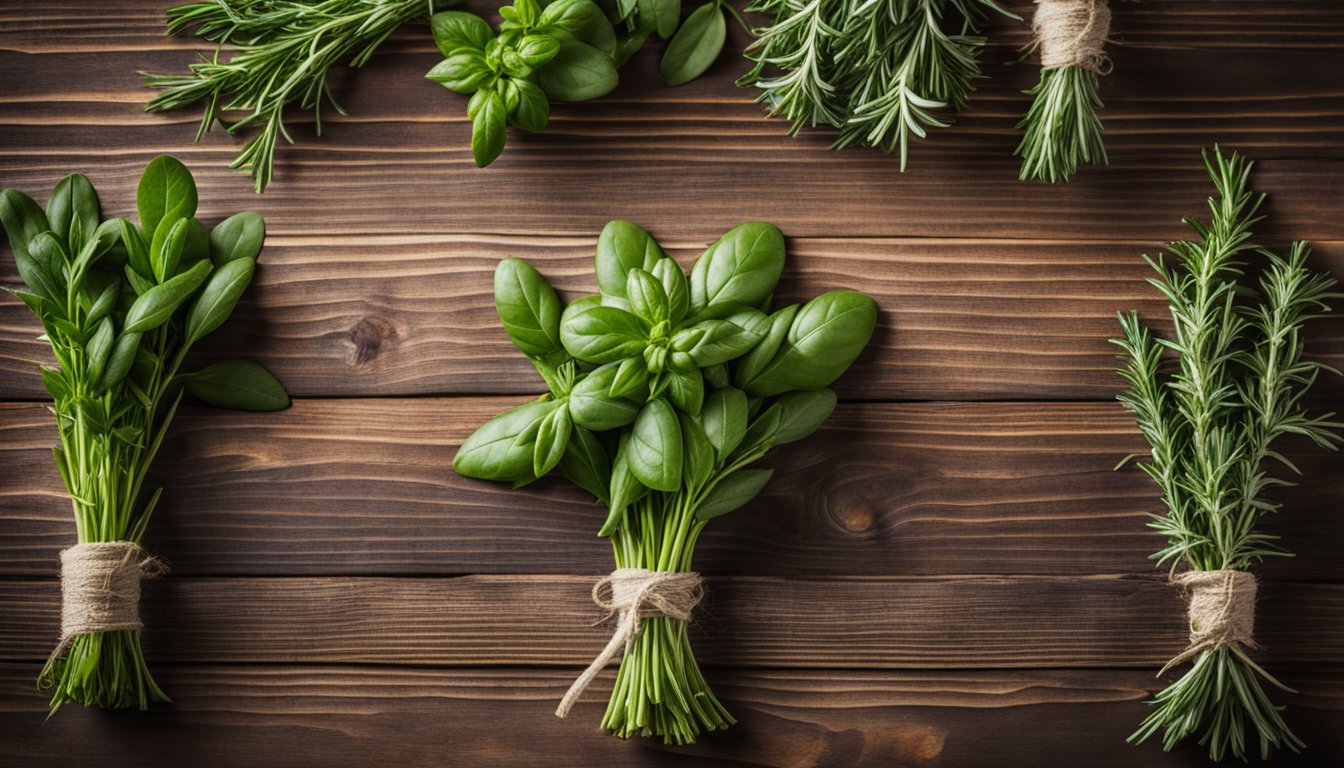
[
  {"left": 1114, "top": 148, "right": 1339, "bottom": 760},
  {"left": 147, "top": 0, "right": 738, "bottom": 191},
  {"left": 1, "top": 157, "right": 290, "bottom": 714},
  {"left": 454, "top": 221, "right": 877, "bottom": 742},
  {"left": 1015, "top": 0, "right": 1110, "bottom": 182}
]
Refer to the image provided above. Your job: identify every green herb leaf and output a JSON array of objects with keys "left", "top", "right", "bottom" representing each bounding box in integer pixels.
[
  {"left": 695, "top": 468, "right": 773, "bottom": 521},
  {"left": 773, "top": 388, "right": 837, "bottom": 444},
  {"left": 660, "top": 3, "right": 725, "bottom": 86},
  {"left": 667, "top": 367, "right": 705, "bottom": 416},
  {"left": 561, "top": 305, "right": 649, "bottom": 363},
  {"left": 185, "top": 257, "right": 256, "bottom": 346},
  {"left": 149, "top": 215, "right": 190, "bottom": 283},
  {"left": 510, "top": 79, "right": 550, "bottom": 132},
  {"left": 123, "top": 259, "right": 212, "bottom": 333},
  {"left": 628, "top": 397, "right": 682, "bottom": 491},
  {"left": 85, "top": 317, "right": 115, "bottom": 385},
  {"left": 431, "top": 10, "right": 494, "bottom": 55},
  {"left": 428, "top": 50, "right": 493, "bottom": 93},
  {"left": 137, "top": 156, "right": 197, "bottom": 239},
  {"left": 595, "top": 220, "right": 664, "bottom": 299},
  {"left": 533, "top": 402, "right": 573, "bottom": 477},
  {"left": 535, "top": 40, "right": 618, "bottom": 102},
  {"left": 455, "top": 398, "right": 560, "bottom": 482},
  {"left": 601, "top": 432, "right": 647, "bottom": 536},
  {"left": 741, "top": 291, "right": 876, "bottom": 396},
  {"left": 46, "top": 174, "right": 101, "bottom": 253},
  {"left": 608, "top": 354, "right": 650, "bottom": 398},
  {"left": 97, "top": 332, "right": 141, "bottom": 391},
  {"left": 639, "top": 0, "right": 680, "bottom": 39},
  {"left": 684, "top": 309, "right": 769, "bottom": 366},
  {"left": 570, "top": 363, "right": 642, "bottom": 429},
  {"left": 1, "top": 188, "right": 52, "bottom": 272},
  {"left": 689, "top": 221, "right": 785, "bottom": 317},
  {"left": 186, "top": 359, "right": 290, "bottom": 412},
  {"left": 701, "top": 386, "right": 748, "bottom": 458},
  {"left": 559, "top": 425, "right": 611, "bottom": 504},
  {"left": 471, "top": 89, "right": 508, "bottom": 167},
  {"left": 16, "top": 232, "right": 65, "bottom": 302},
  {"left": 494, "top": 257, "right": 563, "bottom": 357},
  {"left": 539, "top": 0, "right": 617, "bottom": 52},
  {"left": 626, "top": 268, "right": 670, "bottom": 324},
  {"left": 209, "top": 211, "right": 266, "bottom": 266},
  {"left": 680, "top": 412, "right": 714, "bottom": 490}
]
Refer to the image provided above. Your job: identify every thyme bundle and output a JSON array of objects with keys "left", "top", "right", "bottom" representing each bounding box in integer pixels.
[
  {"left": 1, "top": 157, "right": 290, "bottom": 714},
  {"left": 454, "top": 220, "right": 877, "bottom": 743},
  {"left": 1114, "top": 148, "right": 1339, "bottom": 760}
]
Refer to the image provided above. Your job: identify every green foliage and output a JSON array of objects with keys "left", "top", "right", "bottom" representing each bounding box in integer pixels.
[
  {"left": 1114, "top": 148, "right": 1340, "bottom": 761},
  {"left": 2, "top": 158, "right": 290, "bottom": 714},
  {"left": 453, "top": 219, "right": 877, "bottom": 743},
  {"left": 1016, "top": 65, "right": 1107, "bottom": 183}
]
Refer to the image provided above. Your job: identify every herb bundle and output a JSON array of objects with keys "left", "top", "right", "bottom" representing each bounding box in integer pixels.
[
  {"left": 454, "top": 220, "right": 877, "bottom": 743},
  {"left": 1, "top": 157, "right": 290, "bottom": 714},
  {"left": 147, "top": 0, "right": 739, "bottom": 191},
  {"left": 1114, "top": 148, "right": 1339, "bottom": 760}
]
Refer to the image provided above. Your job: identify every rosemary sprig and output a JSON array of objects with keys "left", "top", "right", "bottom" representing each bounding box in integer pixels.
[
  {"left": 1114, "top": 147, "right": 1340, "bottom": 761},
  {"left": 741, "top": 0, "right": 1016, "bottom": 169},
  {"left": 1015, "top": 65, "right": 1105, "bottom": 182},
  {"left": 145, "top": 0, "right": 434, "bottom": 193}
]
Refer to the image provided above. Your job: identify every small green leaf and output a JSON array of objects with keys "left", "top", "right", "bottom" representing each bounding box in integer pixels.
[
  {"left": 511, "top": 79, "right": 550, "bottom": 132},
  {"left": 150, "top": 215, "right": 190, "bottom": 283},
  {"left": 85, "top": 317, "right": 115, "bottom": 384},
  {"left": 695, "top": 469, "right": 773, "bottom": 521},
  {"left": 774, "top": 388, "right": 838, "bottom": 444},
  {"left": 681, "top": 412, "right": 714, "bottom": 490},
  {"left": 532, "top": 402, "right": 572, "bottom": 477},
  {"left": 639, "top": 0, "right": 680, "bottom": 39},
  {"left": 428, "top": 50, "right": 493, "bottom": 93},
  {"left": 731, "top": 403, "right": 781, "bottom": 462},
  {"left": 626, "top": 268, "right": 669, "bottom": 324},
  {"left": 209, "top": 211, "right": 266, "bottom": 266},
  {"left": 559, "top": 425, "right": 610, "bottom": 504},
  {"left": 595, "top": 220, "right": 664, "bottom": 299},
  {"left": 185, "top": 359, "right": 290, "bottom": 412},
  {"left": 651, "top": 258, "right": 689, "bottom": 323},
  {"left": 685, "top": 309, "right": 769, "bottom": 366},
  {"left": 539, "top": 0, "right": 617, "bottom": 52},
  {"left": 702, "top": 386, "right": 747, "bottom": 457},
  {"left": 118, "top": 218, "right": 152, "bottom": 278},
  {"left": 123, "top": 259, "right": 212, "bottom": 333},
  {"left": 733, "top": 304, "right": 798, "bottom": 388},
  {"left": 628, "top": 398, "right": 682, "bottom": 491},
  {"left": 601, "top": 432, "right": 647, "bottom": 536},
  {"left": 494, "top": 257, "right": 563, "bottom": 357},
  {"left": 742, "top": 291, "right": 877, "bottom": 396},
  {"left": 667, "top": 368, "right": 704, "bottom": 416},
  {"left": 1, "top": 189, "right": 52, "bottom": 281},
  {"left": 185, "top": 257, "right": 256, "bottom": 346},
  {"left": 608, "top": 354, "right": 649, "bottom": 398},
  {"left": 516, "top": 34, "right": 561, "bottom": 67},
  {"left": 569, "top": 363, "right": 641, "bottom": 429},
  {"left": 660, "top": 3, "right": 725, "bottom": 86},
  {"left": 535, "top": 40, "right": 618, "bottom": 102},
  {"left": 471, "top": 89, "right": 508, "bottom": 167},
  {"left": 15, "top": 232, "right": 64, "bottom": 302},
  {"left": 455, "top": 398, "right": 559, "bottom": 482},
  {"left": 98, "top": 332, "right": 141, "bottom": 390},
  {"left": 430, "top": 10, "right": 494, "bottom": 55},
  {"left": 40, "top": 366, "right": 69, "bottom": 402},
  {"left": 46, "top": 174, "right": 100, "bottom": 253},
  {"left": 137, "top": 156, "right": 197, "bottom": 239},
  {"left": 689, "top": 221, "right": 786, "bottom": 317},
  {"left": 560, "top": 305, "right": 649, "bottom": 363}
]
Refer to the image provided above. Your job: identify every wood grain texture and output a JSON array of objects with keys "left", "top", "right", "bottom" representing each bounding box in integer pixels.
[
  {"left": 3, "top": 575, "right": 1343, "bottom": 667},
  {"left": 4, "top": 237, "right": 1343, "bottom": 401},
  {"left": 4, "top": 399, "right": 1343, "bottom": 579},
  {"left": 1, "top": 665, "right": 1341, "bottom": 768}
]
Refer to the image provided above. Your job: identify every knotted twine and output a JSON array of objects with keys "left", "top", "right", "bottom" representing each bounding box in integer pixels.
[
  {"left": 555, "top": 567, "right": 704, "bottom": 718},
  {"left": 46, "top": 542, "right": 167, "bottom": 666},
  {"left": 1160, "top": 569, "right": 1259, "bottom": 676},
  {"left": 1032, "top": 0, "right": 1112, "bottom": 74}
]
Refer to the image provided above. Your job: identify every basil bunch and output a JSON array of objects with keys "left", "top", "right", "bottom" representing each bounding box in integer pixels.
[
  {"left": 428, "top": 0, "right": 736, "bottom": 167},
  {"left": 454, "top": 220, "right": 877, "bottom": 742},
  {"left": 2, "top": 156, "right": 289, "bottom": 713}
]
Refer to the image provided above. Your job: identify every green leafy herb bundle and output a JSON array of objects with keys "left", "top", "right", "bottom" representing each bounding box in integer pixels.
[
  {"left": 1, "top": 157, "right": 290, "bottom": 714},
  {"left": 740, "top": 0, "right": 1018, "bottom": 170},
  {"left": 454, "top": 220, "right": 877, "bottom": 743},
  {"left": 147, "top": 0, "right": 740, "bottom": 191},
  {"left": 1114, "top": 148, "right": 1339, "bottom": 760}
]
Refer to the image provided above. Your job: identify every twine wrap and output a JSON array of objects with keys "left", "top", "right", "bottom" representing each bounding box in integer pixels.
[
  {"left": 1033, "top": 0, "right": 1112, "bottom": 73},
  {"left": 1160, "top": 569, "right": 1259, "bottom": 676},
  {"left": 48, "top": 542, "right": 166, "bottom": 663},
  {"left": 555, "top": 568, "right": 704, "bottom": 719}
]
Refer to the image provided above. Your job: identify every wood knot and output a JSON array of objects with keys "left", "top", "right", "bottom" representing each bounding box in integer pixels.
[
  {"left": 828, "top": 501, "right": 878, "bottom": 534},
  {"left": 349, "top": 317, "right": 398, "bottom": 366}
]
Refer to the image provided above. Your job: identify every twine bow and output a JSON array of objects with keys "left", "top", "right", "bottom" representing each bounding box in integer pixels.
[
  {"left": 1160, "top": 569, "right": 1259, "bottom": 676},
  {"left": 555, "top": 568, "right": 704, "bottom": 718},
  {"left": 1033, "top": 0, "right": 1112, "bottom": 74},
  {"left": 43, "top": 542, "right": 167, "bottom": 673}
]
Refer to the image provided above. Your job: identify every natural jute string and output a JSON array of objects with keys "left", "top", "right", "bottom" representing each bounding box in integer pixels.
[
  {"left": 46, "top": 542, "right": 167, "bottom": 664},
  {"left": 1160, "top": 569, "right": 1259, "bottom": 676},
  {"left": 555, "top": 568, "right": 704, "bottom": 719},
  {"left": 1033, "top": 0, "right": 1112, "bottom": 73}
]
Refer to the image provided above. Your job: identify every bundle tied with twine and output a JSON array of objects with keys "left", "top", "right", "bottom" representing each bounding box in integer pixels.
[
  {"left": 1033, "top": 0, "right": 1112, "bottom": 74},
  {"left": 1160, "top": 569, "right": 1259, "bottom": 676},
  {"left": 555, "top": 568, "right": 704, "bottom": 718},
  {"left": 43, "top": 542, "right": 167, "bottom": 672}
]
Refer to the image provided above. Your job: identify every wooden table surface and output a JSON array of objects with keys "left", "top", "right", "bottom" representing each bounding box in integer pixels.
[{"left": 3, "top": 2, "right": 1343, "bottom": 766}]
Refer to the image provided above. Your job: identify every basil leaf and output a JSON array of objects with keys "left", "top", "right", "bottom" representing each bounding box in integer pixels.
[
  {"left": 41, "top": 367, "right": 69, "bottom": 402},
  {"left": 471, "top": 90, "right": 508, "bottom": 167},
  {"left": 209, "top": 211, "right": 266, "bottom": 266},
  {"left": 1, "top": 189, "right": 57, "bottom": 301},
  {"left": 601, "top": 432, "right": 647, "bottom": 536},
  {"left": 85, "top": 276, "right": 120, "bottom": 326},
  {"left": 123, "top": 259, "right": 212, "bottom": 333},
  {"left": 695, "top": 468, "right": 773, "bottom": 521},
  {"left": 570, "top": 363, "right": 641, "bottom": 429},
  {"left": 454, "top": 398, "right": 559, "bottom": 482},
  {"left": 430, "top": 10, "right": 494, "bottom": 55},
  {"left": 731, "top": 402, "right": 781, "bottom": 463},
  {"left": 16, "top": 232, "right": 64, "bottom": 302},
  {"left": 608, "top": 355, "right": 649, "bottom": 398},
  {"left": 46, "top": 174, "right": 100, "bottom": 254},
  {"left": 186, "top": 359, "right": 290, "bottom": 412},
  {"left": 85, "top": 317, "right": 115, "bottom": 385},
  {"left": 612, "top": 28, "right": 650, "bottom": 67},
  {"left": 500, "top": 47, "right": 533, "bottom": 78},
  {"left": 137, "top": 155, "right": 197, "bottom": 239},
  {"left": 774, "top": 388, "right": 837, "bottom": 444},
  {"left": 639, "top": 0, "right": 680, "bottom": 39},
  {"left": 626, "top": 268, "right": 669, "bottom": 324},
  {"left": 150, "top": 215, "right": 190, "bottom": 283},
  {"left": 511, "top": 79, "right": 550, "bottom": 133},
  {"left": 680, "top": 412, "right": 714, "bottom": 491},
  {"left": 742, "top": 290, "right": 878, "bottom": 396},
  {"left": 685, "top": 309, "right": 768, "bottom": 366},
  {"left": 660, "top": 3, "right": 725, "bottom": 86},
  {"left": 667, "top": 367, "right": 704, "bottom": 416},
  {"left": 559, "top": 425, "right": 611, "bottom": 504},
  {"left": 733, "top": 303, "right": 798, "bottom": 388},
  {"left": 428, "top": 51, "right": 493, "bottom": 94},
  {"left": 701, "top": 385, "right": 748, "bottom": 458},
  {"left": 560, "top": 305, "right": 649, "bottom": 363},
  {"left": 98, "top": 332, "right": 141, "bottom": 391},
  {"left": 689, "top": 221, "right": 786, "bottom": 317},
  {"left": 494, "top": 257, "right": 563, "bottom": 357},
  {"left": 628, "top": 397, "right": 682, "bottom": 491},
  {"left": 595, "top": 220, "right": 664, "bottom": 298},
  {"left": 535, "top": 40, "right": 618, "bottom": 102},
  {"left": 118, "top": 218, "right": 152, "bottom": 278},
  {"left": 185, "top": 257, "right": 256, "bottom": 346},
  {"left": 533, "top": 402, "right": 573, "bottom": 478},
  {"left": 650, "top": 258, "right": 689, "bottom": 323},
  {"left": 539, "top": 0, "right": 617, "bottom": 52},
  {"left": 517, "top": 34, "right": 561, "bottom": 67}
]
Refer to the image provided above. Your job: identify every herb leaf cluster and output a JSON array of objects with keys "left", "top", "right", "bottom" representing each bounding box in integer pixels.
[
  {"left": 454, "top": 220, "right": 877, "bottom": 742},
  {"left": 2, "top": 157, "right": 290, "bottom": 714},
  {"left": 1114, "top": 148, "right": 1339, "bottom": 761}
]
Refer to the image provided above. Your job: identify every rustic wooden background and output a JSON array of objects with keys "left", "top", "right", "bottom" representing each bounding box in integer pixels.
[{"left": 3, "top": 1, "right": 1343, "bottom": 765}]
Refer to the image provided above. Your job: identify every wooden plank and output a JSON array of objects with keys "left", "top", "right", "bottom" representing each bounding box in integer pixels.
[
  {"left": 1, "top": 665, "right": 1341, "bottom": 767},
  {"left": 0, "top": 5, "right": 1341, "bottom": 242},
  {"left": 4, "top": 399, "right": 1343, "bottom": 579},
  {"left": 2, "top": 575, "right": 1341, "bottom": 667},
  {"left": 4, "top": 237, "right": 1342, "bottom": 401}
]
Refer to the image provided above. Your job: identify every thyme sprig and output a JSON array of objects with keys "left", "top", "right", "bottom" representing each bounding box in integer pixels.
[{"left": 1114, "top": 148, "right": 1340, "bottom": 761}]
